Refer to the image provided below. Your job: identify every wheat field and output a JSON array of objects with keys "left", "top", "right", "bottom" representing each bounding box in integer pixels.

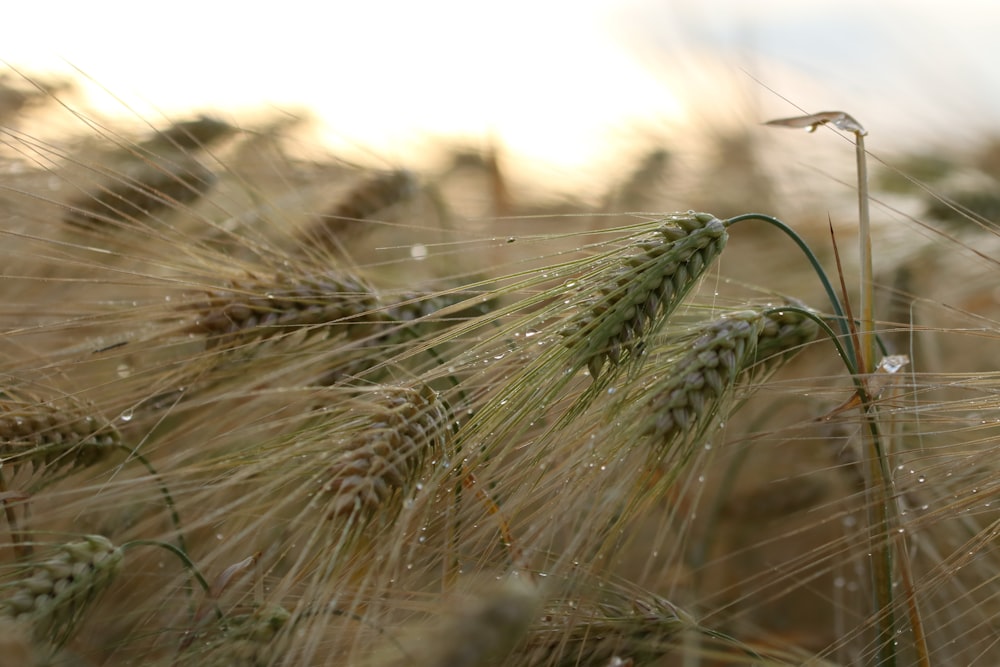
[{"left": 1, "top": 69, "right": 999, "bottom": 666}]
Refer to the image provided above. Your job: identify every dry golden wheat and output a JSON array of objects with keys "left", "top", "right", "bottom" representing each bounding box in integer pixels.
[
  {"left": 300, "top": 169, "right": 419, "bottom": 252},
  {"left": 319, "top": 383, "right": 452, "bottom": 520},
  {"left": 0, "top": 391, "right": 121, "bottom": 470}
]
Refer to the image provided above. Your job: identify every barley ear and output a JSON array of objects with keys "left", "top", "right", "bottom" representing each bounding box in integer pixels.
[
  {"left": 183, "top": 269, "right": 385, "bottom": 346},
  {"left": 641, "top": 305, "right": 818, "bottom": 451},
  {"left": 319, "top": 384, "right": 452, "bottom": 522},
  {"left": 0, "top": 393, "right": 121, "bottom": 471},
  {"left": 0, "top": 535, "right": 124, "bottom": 649},
  {"left": 177, "top": 605, "right": 291, "bottom": 667},
  {"left": 561, "top": 212, "right": 728, "bottom": 380}
]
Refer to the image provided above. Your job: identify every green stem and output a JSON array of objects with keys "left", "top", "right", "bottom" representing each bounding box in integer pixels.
[
  {"left": 856, "top": 133, "right": 876, "bottom": 374},
  {"left": 115, "top": 444, "right": 188, "bottom": 556},
  {"left": 123, "top": 539, "right": 210, "bottom": 595},
  {"left": 725, "top": 213, "right": 854, "bottom": 363}
]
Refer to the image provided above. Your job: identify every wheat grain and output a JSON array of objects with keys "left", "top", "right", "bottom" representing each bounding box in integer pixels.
[
  {"left": 561, "top": 212, "right": 728, "bottom": 379},
  {"left": 0, "top": 392, "right": 120, "bottom": 470},
  {"left": 319, "top": 384, "right": 452, "bottom": 520},
  {"left": 0, "top": 535, "right": 124, "bottom": 648}
]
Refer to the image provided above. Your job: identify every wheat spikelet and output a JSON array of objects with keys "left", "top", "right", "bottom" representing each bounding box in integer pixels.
[
  {"left": 561, "top": 212, "right": 728, "bottom": 379},
  {"left": 0, "top": 535, "right": 124, "bottom": 648},
  {"left": 144, "top": 115, "right": 235, "bottom": 151},
  {"left": 0, "top": 391, "right": 120, "bottom": 470},
  {"left": 319, "top": 383, "right": 452, "bottom": 520},
  {"left": 641, "top": 306, "right": 818, "bottom": 449}
]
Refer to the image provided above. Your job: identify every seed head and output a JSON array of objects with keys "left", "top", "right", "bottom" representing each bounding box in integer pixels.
[
  {"left": 562, "top": 212, "right": 728, "bottom": 379},
  {"left": 0, "top": 393, "right": 121, "bottom": 469},
  {"left": 0, "top": 535, "right": 124, "bottom": 648},
  {"left": 320, "top": 384, "right": 452, "bottom": 520}
]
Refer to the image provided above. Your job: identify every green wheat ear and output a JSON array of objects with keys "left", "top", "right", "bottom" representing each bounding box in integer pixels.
[
  {"left": 560, "top": 211, "right": 728, "bottom": 380},
  {"left": 0, "top": 535, "right": 124, "bottom": 650},
  {"left": 637, "top": 304, "right": 818, "bottom": 458}
]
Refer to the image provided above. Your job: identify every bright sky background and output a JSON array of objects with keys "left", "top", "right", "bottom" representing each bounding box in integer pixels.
[{"left": 6, "top": 1, "right": 1000, "bottom": 188}]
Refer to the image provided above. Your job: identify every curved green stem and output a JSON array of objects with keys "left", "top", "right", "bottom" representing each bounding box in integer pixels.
[
  {"left": 115, "top": 444, "right": 188, "bottom": 556},
  {"left": 726, "top": 213, "right": 854, "bottom": 363},
  {"left": 123, "top": 538, "right": 210, "bottom": 595}
]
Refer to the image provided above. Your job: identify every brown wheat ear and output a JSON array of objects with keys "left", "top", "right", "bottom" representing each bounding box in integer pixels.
[
  {"left": 318, "top": 383, "right": 452, "bottom": 521},
  {"left": 181, "top": 268, "right": 386, "bottom": 347},
  {"left": 0, "top": 392, "right": 121, "bottom": 471},
  {"left": 300, "top": 168, "right": 419, "bottom": 252},
  {"left": 63, "top": 157, "right": 217, "bottom": 229},
  {"left": 176, "top": 605, "right": 290, "bottom": 667},
  {"left": 518, "top": 590, "right": 690, "bottom": 666},
  {"left": 0, "top": 535, "right": 124, "bottom": 649}
]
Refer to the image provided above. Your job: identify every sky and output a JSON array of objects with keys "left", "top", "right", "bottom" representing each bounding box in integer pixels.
[{"left": 5, "top": 1, "right": 1000, "bottom": 188}]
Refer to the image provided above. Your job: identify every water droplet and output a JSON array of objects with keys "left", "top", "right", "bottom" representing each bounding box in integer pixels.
[
  {"left": 877, "top": 355, "right": 908, "bottom": 374},
  {"left": 525, "top": 329, "right": 539, "bottom": 338},
  {"left": 410, "top": 243, "right": 428, "bottom": 260},
  {"left": 116, "top": 363, "right": 132, "bottom": 379},
  {"left": 119, "top": 408, "right": 134, "bottom": 423},
  {"left": 506, "top": 237, "right": 516, "bottom": 243}
]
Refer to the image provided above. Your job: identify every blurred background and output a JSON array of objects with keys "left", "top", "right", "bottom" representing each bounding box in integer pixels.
[{"left": 6, "top": 1, "right": 999, "bottom": 194}]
